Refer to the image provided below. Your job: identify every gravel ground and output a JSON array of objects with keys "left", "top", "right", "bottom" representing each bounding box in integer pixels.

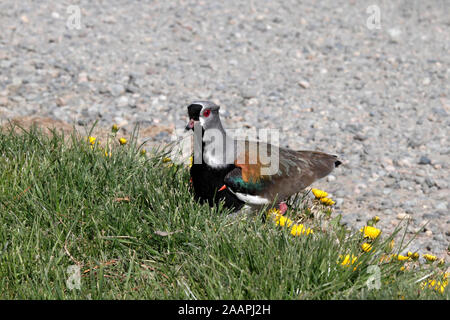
[{"left": 0, "top": 0, "right": 449, "bottom": 260}]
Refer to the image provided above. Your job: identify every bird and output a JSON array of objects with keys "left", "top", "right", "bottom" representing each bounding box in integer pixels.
[{"left": 185, "top": 100, "right": 341, "bottom": 214}]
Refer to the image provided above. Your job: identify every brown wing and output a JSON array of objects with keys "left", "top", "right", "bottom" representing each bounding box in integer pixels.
[
  {"left": 234, "top": 140, "right": 340, "bottom": 202},
  {"left": 269, "top": 148, "right": 340, "bottom": 200}
]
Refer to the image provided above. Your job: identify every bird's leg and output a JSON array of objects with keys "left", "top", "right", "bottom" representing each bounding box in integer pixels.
[{"left": 278, "top": 202, "right": 288, "bottom": 215}]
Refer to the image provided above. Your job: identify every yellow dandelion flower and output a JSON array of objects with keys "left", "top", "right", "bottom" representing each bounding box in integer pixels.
[
  {"left": 119, "top": 138, "right": 127, "bottom": 145},
  {"left": 112, "top": 124, "right": 119, "bottom": 133},
  {"left": 423, "top": 254, "right": 437, "bottom": 262},
  {"left": 395, "top": 254, "right": 410, "bottom": 261},
  {"left": 373, "top": 216, "right": 380, "bottom": 223},
  {"left": 420, "top": 281, "right": 427, "bottom": 290},
  {"left": 267, "top": 208, "right": 312, "bottom": 237},
  {"left": 267, "top": 208, "right": 281, "bottom": 216},
  {"left": 290, "top": 224, "right": 304, "bottom": 236},
  {"left": 273, "top": 215, "right": 294, "bottom": 228},
  {"left": 407, "top": 251, "right": 419, "bottom": 260},
  {"left": 339, "top": 254, "right": 358, "bottom": 267},
  {"left": 400, "top": 266, "right": 406, "bottom": 271},
  {"left": 361, "top": 243, "right": 373, "bottom": 252},
  {"left": 162, "top": 157, "right": 172, "bottom": 163},
  {"left": 320, "top": 197, "right": 335, "bottom": 206},
  {"left": 311, "top": 188, "right": 328, "bottom": 199},
  {"left": 360, "top": 226, "right": 381, "bottom": 239},
  {"left": 87, "top": 136, "right": 96, "bottom": 145},
  {"left": 421, "top": 278, "right": 448, "bottom": 294},
  {"left": 268, "top": 208, "right": 293, "bottom": 227},
  {"left": 140, "top": 149, "right": 146, "bottom": 156},
  {"left": 266, "top": 208, "right": 280, "bottom": 221},
  {"left": 290, "top": 224, "right": 314, "bottom": 236}
]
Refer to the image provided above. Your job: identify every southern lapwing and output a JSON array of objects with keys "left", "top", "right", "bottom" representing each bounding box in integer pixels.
[{"left": 185, "top": 101, "right": 341, "bottom": 214}]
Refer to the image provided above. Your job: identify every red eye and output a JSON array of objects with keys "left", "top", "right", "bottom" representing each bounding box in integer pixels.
[{"left": 203, "top": 109, "right": 211, "bottom": 117}]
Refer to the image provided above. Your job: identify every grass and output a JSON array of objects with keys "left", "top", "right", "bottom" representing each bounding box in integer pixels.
[{"left": 0, "top": 124, "right": 448, "bottom": 299}]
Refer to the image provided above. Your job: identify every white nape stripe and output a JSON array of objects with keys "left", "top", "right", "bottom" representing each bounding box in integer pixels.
[{"left": 227, "top": 187, "right": 269, "bottom": 205}]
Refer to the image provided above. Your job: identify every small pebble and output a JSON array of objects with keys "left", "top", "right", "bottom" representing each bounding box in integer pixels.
[
  {"left": 418, "top": 156, "right": 431, "bottom": 165},
  {"left": 397, "top": 213, "right": 411, "bottom": 220},
  {"left": 298, "top": 80, "right": 310, "bottom": 89}
]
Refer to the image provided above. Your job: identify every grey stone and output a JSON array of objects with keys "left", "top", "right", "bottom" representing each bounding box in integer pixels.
[
  {"left": 418, "top": 156, "right": 431, "bottom": 165},
  {"left": 423, "top": 213, "right": 438, "bottom": 220},
  {"left": 335, "top": 198, "right": 344, "bottom": 208},
  {"left": 424, "top": 177, "right": 435, "bottom": 188},
  {"left": 432, "top": 107, "right": 447, "bottom": 117},
  {"left": 387, "top": 28, "right": 402, "bottom": 43},
  {"left": 109, "top": 84, "right": 125, "bottom": 97},
  {"left": 240, "top": 88, "right": 257, "bottom": 99},
  {"left": 434, "top": 202, "right": 447, "bottom": 211},
  {"left": 116, "top": 96, "right": 129, "bottom": 108}
]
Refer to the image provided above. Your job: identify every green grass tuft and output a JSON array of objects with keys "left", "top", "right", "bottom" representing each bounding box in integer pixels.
[{"left": 0, "top": 124, "right": 448, "bottom": 299}]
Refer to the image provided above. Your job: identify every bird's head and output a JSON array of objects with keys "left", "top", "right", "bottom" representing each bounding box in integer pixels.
[{"left": 185, "top": 101, "right": 221, "bottom": 131}]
